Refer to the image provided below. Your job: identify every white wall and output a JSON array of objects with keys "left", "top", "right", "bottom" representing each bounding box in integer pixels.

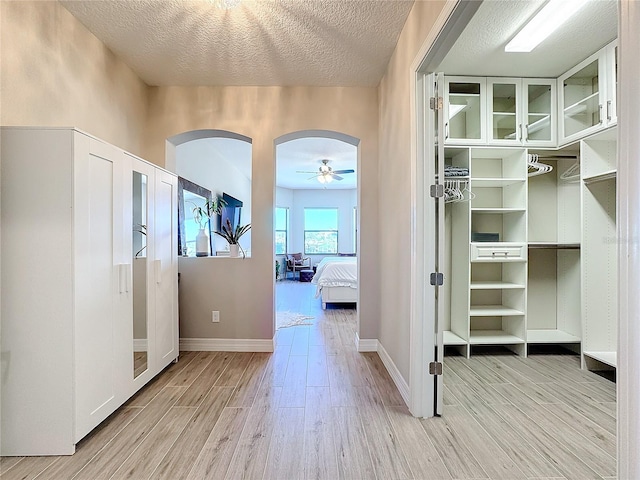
[
  {"left": 176, "top": 138, "right": 252, "bottom": 253},
  {"left": 288, "top": 189, "right": 357, "bottom": 259}
]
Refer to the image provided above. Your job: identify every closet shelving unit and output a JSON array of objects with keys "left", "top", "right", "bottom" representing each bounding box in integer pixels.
[
  {"left": 526, "top": 150, "right": 582, "bottom": 349},
  {"left": 468, "top": 148, "right": 528, "bottom": 355},
  {"left": 581, "top": 127, "right": 618, "bottom": 369}
]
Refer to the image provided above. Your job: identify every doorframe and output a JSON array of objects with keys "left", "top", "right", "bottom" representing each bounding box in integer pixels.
[{"left": 408, "top": 0, "right": 480, "bottom": 418}]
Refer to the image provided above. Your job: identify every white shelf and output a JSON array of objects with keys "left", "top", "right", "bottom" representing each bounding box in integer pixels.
[
  {"left": 471, "top": 208, "right": 526, "bottom": 214},
  {"left": 469, "top": 330, "right": 524, "bottom": 344},
  {"left": 584, "top": 351, "right": 617, "bottom": 367},
  {"left": 470, "top": 281, "right": 525, "bottom": 290},
  {"left": 528, "top": 242, "right": 580, "bottom": 249},
  {"left": 564, "top": 91, "right": 599, "bottom": 117},
  {"left": 469, "top": 305, "right": 524, "bottom": 316},
  {"left": 471, "top": 178, "right": 525, "bottom": 187},
  {"left": 527, "top": 329, "right": 581, "bottom": 344},
  {"left": 444, "top": 331, "right": 467, "bottom": 346},
  {"left": 583, "top": 169, "right": 616, "bottom": 184}
]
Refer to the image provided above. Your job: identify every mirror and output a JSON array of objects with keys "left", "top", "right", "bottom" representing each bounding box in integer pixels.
[
  {"left": 178, "top": 177, "right": 213, "bottom": 256},
  {"left": 132, "top": 171, "right": 148, "bottom": 378}
]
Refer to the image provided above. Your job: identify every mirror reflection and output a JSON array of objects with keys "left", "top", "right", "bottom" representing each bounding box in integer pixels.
[{"left": 132, "top": 171, "right": 148, "bottom": 378}]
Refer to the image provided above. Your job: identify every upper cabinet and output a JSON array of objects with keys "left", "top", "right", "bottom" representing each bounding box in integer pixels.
[
  {"left": 444, "top": 76, "right": 486, "bottom": 145},
  {"left": 558, "top": 40, "right": 617, "bottom": 145},
  {"left": 487, "top": 78, "right": 556, "bottom": 147}
]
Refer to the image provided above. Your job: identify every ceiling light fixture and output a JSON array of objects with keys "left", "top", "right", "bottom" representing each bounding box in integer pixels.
[{"left": 505, "top": 0, "right": 589, "bottom": 53}]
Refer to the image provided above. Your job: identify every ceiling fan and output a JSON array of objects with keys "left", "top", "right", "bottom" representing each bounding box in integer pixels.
[{"left": 297, "top": 159, "right": 355, "bottom": 184}]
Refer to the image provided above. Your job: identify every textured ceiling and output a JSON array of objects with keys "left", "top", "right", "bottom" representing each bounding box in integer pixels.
[
  {"left": 60, "top": 0, "right": 414, "bottom": 87},
  {"left": 437, "top": 0, "right": 618, "bottom": 78}
]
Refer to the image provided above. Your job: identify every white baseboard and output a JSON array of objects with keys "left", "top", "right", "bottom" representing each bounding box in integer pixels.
[
  {"left": 180, "top": 338, "right": 275, "bottom": 352},
  {"left": 355, "top": 333, "right": 378, "bottom": 352},
  {"left": 376, "top": 341, "right": 410, "bottom": 406},
  {"left": 133, "top": 339, "right": 148, "bottom": 352}
]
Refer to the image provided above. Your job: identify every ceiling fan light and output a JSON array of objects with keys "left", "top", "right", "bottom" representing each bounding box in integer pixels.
[
  {"left": 317, "top": 175, "right": 326, "bottom": 184},
  {"left": 325, "top": 175, "right": 334, "bottom": 183}
]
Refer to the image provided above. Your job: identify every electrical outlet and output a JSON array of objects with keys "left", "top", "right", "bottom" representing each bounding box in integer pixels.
[{"left": 212, "top": 311, "right": 220, "bottom": 323}]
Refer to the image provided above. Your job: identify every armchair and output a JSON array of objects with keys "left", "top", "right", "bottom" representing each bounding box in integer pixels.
[{"left": 285, "top": 253, "right": 311, "bottom": 280}]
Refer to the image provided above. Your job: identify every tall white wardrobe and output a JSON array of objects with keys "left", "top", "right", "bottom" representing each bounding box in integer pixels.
[
  {"left": 441, "top": 40, "right": 618, "bottom": 372},
  {"left": 1, "top": 127, "right": 179, "bottom": 455}
]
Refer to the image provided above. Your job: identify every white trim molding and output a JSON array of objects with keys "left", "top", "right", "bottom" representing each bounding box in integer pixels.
[
  {"left": 180, "top": 338, "right": 275, "bottom": 352},
  {"left": 377, "top": 341, "right": 410, "bottom": 406},
  {"left": 355, "top": 333, "right": 378, "bottom": 352},
  {"left": 133, "top": 339, "right": 148, "bottom": 352}
]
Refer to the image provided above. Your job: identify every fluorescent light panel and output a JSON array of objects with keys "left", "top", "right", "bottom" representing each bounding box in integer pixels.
[{"left": 505, "top": 0, "right": 589, "bottom": 53}]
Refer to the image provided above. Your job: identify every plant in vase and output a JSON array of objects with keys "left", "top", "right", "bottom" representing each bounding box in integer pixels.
[
  {"left": 189, "top": 198, "right": 226, "bottom": 257},
  {"left": 214, "top": 218, "right": 251, "bottom": 258}
]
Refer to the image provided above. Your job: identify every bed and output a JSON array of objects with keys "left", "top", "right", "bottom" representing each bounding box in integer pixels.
[{"left": 311, "top": 256, "right": 358, "bottom": 309}]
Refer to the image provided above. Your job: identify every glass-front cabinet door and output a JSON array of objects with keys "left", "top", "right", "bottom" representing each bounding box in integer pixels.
[
  {"left": 487, "top": 78, "right": 520, "bottom": 145},
  {"left": 558, "top": 50, "right": 603, "bottom": 144},
  {"left": 444, "top": 76, "right": 486, "bottom": 145},
  {"left": 605, "top": 42, "right": 617, "bottom": 126},
  {"left": 523, "top": 79, "right": 556, "bottom": 146}
]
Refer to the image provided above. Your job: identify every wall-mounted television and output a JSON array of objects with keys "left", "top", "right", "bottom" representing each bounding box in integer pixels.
[{"left": 218, "top": 192, "right": 243, "bottom": 232}]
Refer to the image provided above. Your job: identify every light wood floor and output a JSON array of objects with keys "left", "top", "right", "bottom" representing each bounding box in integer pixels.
[{"left": 1, "top": 281, "right": 616, "bottom": 479}]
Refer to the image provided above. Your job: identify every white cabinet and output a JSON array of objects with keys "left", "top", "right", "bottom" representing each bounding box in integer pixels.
[
  {"left": 444, "top": 76, "right": 486, "bottom": 145},
  {"left": 0, "top": 128, "right": 178, "bottom": 455},
  {"left": 558, "top": 40, "right": 617, "bottom": 145},
  {"left": 487, "top": 78, "right": 556, "bottom": 147}
]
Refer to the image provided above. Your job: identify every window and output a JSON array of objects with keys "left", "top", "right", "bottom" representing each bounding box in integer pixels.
[
  {"left": 275, "top": 207, "right": 288, "bottom": 255},
  {"left": 304, "top": 208, "right": 338, "bottom": 254}
]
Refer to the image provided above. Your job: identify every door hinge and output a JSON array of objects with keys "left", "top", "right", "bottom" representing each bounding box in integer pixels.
[
  {"left": 430, "top": 184, "right": 444, "bottom": 198},
  {"left": 430, "top": 272, "right": 444, "bottom": 286},
  {"left": 429, "top": 361, "right": 443, "bottom": 375},
  {"left": 429, "top": 96, "right": 443, "bottom": 110}
]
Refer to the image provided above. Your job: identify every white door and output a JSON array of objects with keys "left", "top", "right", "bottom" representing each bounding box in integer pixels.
[
  {"left": 74, "top": 135, "right": 126, "bottom": 441},
  {"left": 427, "top": 72, "right": 446, "bottom": 416},
  {"left": 154, "top": 170, "right": 179, "bottom": 370}
]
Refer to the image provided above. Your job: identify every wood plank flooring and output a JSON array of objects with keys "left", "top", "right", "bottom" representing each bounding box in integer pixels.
[{"left": 1, "top": 281, "right": 617, "bottom": 479}]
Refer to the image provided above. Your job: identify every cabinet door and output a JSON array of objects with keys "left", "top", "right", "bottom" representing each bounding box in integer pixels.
[
  {"left": 124, "top": 155, "right": 157, "bottom": 393},
  {"left": 523, "top": 79, "right": 556, "bottom": 147},
  {"left": 445, "top": 76, "right": 486, "bottom": 144},
  {"left": 153, "top": 170, "right": 179, "bottom": 372},
  {"left": 604, "top": 42, "right": 617, "bottom": 126},
  {"left": 558, "top": 50, "right": 604, "bottom": 144},
  {"left": 74, "top": 135, "right": 128, "bottom": 442},
  {"left": 487, "top": 78, "right": 521, "bottom": 145}
]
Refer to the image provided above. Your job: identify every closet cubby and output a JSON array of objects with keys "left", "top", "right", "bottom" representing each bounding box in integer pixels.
[
  {"left": 526, "top": 155, "right": 582, "bottom": 348},
  {"left": 581, "top": 128, "right": 618, "bottom": 369}
]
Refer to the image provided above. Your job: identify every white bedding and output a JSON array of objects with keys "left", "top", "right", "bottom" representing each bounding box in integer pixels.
[{"left": 312, "top": 257, "right": 357, "bottom": 296}]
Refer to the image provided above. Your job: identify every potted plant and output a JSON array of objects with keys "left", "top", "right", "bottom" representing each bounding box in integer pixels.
[
  {"left": 214, "top": 218, "right": 251, "bottom": 258},
  {"left": 189, "top": 197, "right": 226, "bottom": 257}
]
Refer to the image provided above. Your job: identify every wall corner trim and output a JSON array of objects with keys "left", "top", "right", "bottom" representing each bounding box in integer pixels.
[
  {"left": 179, "top": 338, "right": 275, "bottom": 352},
  {"left": 355, "top": 333, "right": 378, "bottom": 352},
  {"left": 377, "top": 341, "right": 410, "bottom": 406}
]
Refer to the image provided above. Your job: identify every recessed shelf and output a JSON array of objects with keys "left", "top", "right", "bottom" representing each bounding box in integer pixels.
[
  {"left": 472, "top": 208, "right": 526, "bottom": 214},
  {"left": 469, "top": 330, "right": 525, "bottom": 344},
  {"left": 444, "top": 331, "right": 467, "bottom": 346},
  {"left": 469, "top": 305, "right": 524, "bottom": 316},
  {"left": 470, "top": 282, "right": 525, "bottom": 290},
  {"left": 528, "top": 242, "right": 580, "bottom": 249},
  {"left": 527, "top": 329, "right": 581, "bottom": 344},
  {"left": 471, "top": 178, "right": 526, "bottom": 187},
  {"left": 584, "top": 351, "right": 617, "bottom": 368},
  {"left": 583, "top": 170, "right": 616, "bottom": 184}
]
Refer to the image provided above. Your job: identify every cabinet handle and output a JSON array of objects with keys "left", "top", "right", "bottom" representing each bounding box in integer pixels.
[
  {"left": 118, "top": 264, "right": 130, "bottom": 294},
  {"left": 607, "top": 100, "right": 612, "bottom": 121},
  {"left": 491, "top": 251, "right": 510, "bottom": 257},
  {"left": 523, "top": 124, "right": 529, "bottom": 142},
  {"left": 598, "top": 104, "right": 603, "bottom": 124},
  {"left": 155, "top": 260, "right": 162, "bottom": 284},
  {"left": 518, "top": 124, "right": 523, "bottom": 142},
  {"left": 444, "top": 122, "right": 449, "bottom": 140}
]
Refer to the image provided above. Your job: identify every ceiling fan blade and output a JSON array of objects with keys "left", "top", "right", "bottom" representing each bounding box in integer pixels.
[
  {"left": 332, "top": 175, "right": 344, "bottom": 181},
  {"left": 296, "top": 170, "right": 319, "bottom": 174},
  {"left": 307, "top": 174, "right": 320, "bottom": 180},
  {"left": 332, "top": 169, "right": 355, "bottom": 174}
]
